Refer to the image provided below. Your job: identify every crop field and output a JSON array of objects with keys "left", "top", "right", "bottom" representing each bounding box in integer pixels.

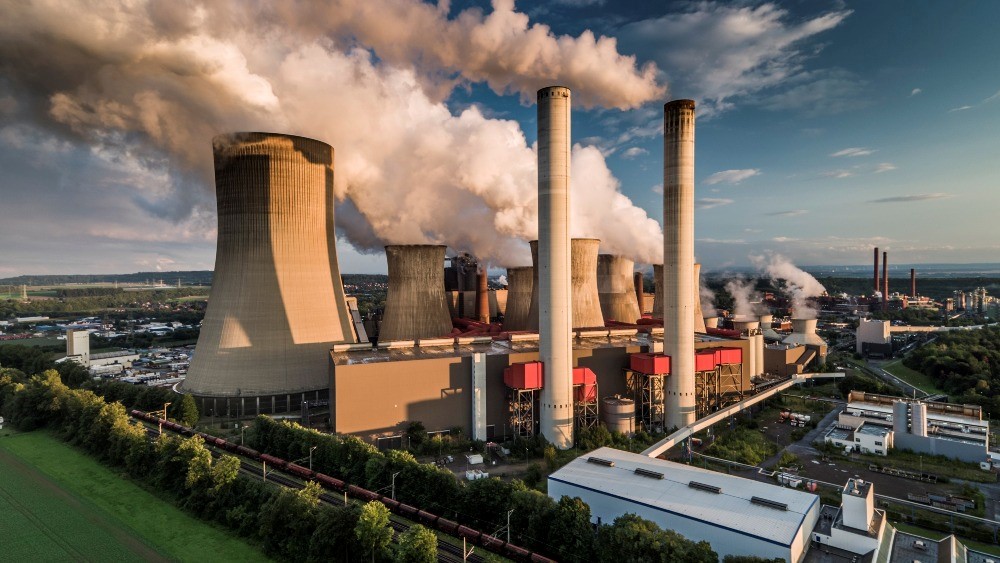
[{"left": 0, "top": 428, "right": 270, "bottom": 562}]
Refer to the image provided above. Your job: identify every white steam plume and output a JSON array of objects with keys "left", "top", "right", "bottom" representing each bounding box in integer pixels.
[
  {"left": 700, "top": 283, "right": 718, "bottom": 317},
  {"left": 0, "top": 0, "right": 664, "bottom": 268},
  {"left": 725, "top": 277, "right": 762, "bottom": 318},
  {"left": 750, "top": 253, "right": 826, "bottom": 318}
]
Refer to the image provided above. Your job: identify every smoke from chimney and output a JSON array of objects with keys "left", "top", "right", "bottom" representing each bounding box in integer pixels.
[{"left": 751, "top": 253, "right": 826, "bottom": 319}]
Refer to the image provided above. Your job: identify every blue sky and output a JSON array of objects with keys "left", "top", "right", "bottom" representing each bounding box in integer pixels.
[{"left": 0, "top": 1, "right": 997, "bottom": 275}]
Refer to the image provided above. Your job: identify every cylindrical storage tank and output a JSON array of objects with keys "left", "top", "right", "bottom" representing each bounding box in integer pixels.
[
  {"left": 693, "top": 263, "right": 707, "bottom": 332},
  {"left": 503, "top": 266, "right": 533, "bottom": 331},
  {"left": 602, "top": 395, "right": 635, "bottom": 435},
  {"left": 379, "top": 245, "right": 454, "bottom": 341},
  {"left": 892, "top": 401, "right": 909, "bottom": 435},
  {"left": 183, "top": 132, "right": 356, "bottom": 400},
  {"left": 537, "top": 85, "right": 574, "bottom": 450},
  {"left": 598, "top": 254, "right": 641, "bottom": 323},
  {"left": 754, "top": 333, "right": 765, "bottom": 376},
  {"left": 912, "top": 402, "right": 928, "bottom": 437},
  {"left": 572, "top": 239, "right": 606, "bottom": 328},
  {"left": 652, "top": 264, "right": 663, "bottom": 316},
  {"left": 634, "top": 272, "right": 645, "bottom": 314},
  {"left": 759, "top": 314, "right": 774, "bottom": 329},
  {"left": 704, "top": 316, "right": 719, "bottom": 329}
]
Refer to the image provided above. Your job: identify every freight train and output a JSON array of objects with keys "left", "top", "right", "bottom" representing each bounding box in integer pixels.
[{"left": 130, "top": 409, "right": 552, "bottom": 562}]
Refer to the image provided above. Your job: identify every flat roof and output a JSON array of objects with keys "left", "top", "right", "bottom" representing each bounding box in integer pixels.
[
  {"left": 548, "top": 447, "right": 819, "bottom": 547},
  {"left": 856, "top": 424, "right": 890, "bottom": 437},
  {"left": 890, "top": 530, "right": 947, "bottom": 563}
]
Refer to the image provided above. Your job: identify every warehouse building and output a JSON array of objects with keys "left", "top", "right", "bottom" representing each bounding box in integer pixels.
[{"left": 548, "top": 447, "right": 820, "bottom": 562}]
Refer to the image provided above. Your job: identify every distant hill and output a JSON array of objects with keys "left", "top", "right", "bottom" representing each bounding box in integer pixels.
[{"left": 0, "top": 271, "right": 214, "bottom": 286}]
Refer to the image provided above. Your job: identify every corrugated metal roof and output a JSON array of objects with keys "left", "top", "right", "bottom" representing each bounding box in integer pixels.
[{"left": 549, "top": 447, "right": 818, "bottom": 546}]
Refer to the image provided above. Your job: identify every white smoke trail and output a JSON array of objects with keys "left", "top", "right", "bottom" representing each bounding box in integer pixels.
[
  {"left": 724, "top": 277, "right": 761, "bottom": 318},
  {"left": 750, "top": 253, "right": 826, "bottom": 318},
  {"left": 0, "top": 0, "right": 666, "bottom": 268}
]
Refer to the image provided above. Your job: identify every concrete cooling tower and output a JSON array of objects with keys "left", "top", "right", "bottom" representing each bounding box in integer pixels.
[
  {"left": 527, "top": 238, "right": 606, "bottom": 329},
  {"left": 379, "top": 245, "right": 454, "bottom": 342},
  {"left": 598, "top": 254, "right": 641, "bottom": 323},
  {"left": 183, "top": 132, "right": 356, "bottom": 409},
  {"left": 652, "top": 264, "right": 663, "bottom": 314},
  {"left": 693, "top": 263, "right": 707, "bottom": 333},
  {"left": 653, "top": 262, "right": 706, "bottom": 331},
  {"left": 503, "top": 266, "right": 533, "bottom": 330}
]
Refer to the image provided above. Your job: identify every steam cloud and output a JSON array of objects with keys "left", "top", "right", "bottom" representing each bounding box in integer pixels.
[
  {"left": 0, "top": 0, "right": 666, "bottom": 268},
  {"left": 751, "top": 253, "right": 826, "bottom": 318},
  {"left": 700, "top": 283, "right": 718, "bottom": 318},
  {"left": 725, "top": 277, "right": 764, "bottom": 318}
]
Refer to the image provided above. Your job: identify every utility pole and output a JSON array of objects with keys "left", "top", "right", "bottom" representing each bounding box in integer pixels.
[
  {"left": 309, "top": 446, "right": 317, "bottom": 471},
  {"left": 157, "top": 402, "right": 172, "bottom": 435},
  {"left": 391, "top": 471, "right": 400, "bottom": 501},
  {"left": 507, "top": 509, "right": 514, "bottom": 543},
  {"left": 463, "top": 538, "right": 474, "bottom": 562}
]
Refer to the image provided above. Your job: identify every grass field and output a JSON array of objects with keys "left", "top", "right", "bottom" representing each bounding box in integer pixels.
[
  {"left": 882, "top": 359, "right": 946, "bottom": 395},
  {"left": 0, "top": 427, "right": 271, "bottom": 562},
  {"left": 0, "top": 337, "right": 63, "bottom": 348}
]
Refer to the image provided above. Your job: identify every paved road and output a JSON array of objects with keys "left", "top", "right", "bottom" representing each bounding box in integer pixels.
[{"left": 760, "top": 403, "right": 843, "bottom": 468}]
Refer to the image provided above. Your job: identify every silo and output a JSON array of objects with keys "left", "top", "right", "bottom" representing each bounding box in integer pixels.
[
  {"left": 598, "top": 254, "right": 641, "bottom": 323},
  {"left": 183, "top": 132, "right": 356, "bottom": 403},
  {"left": 602, "top": 395, "right": 636, "bottom": 435},
  {"left": 892, "top": 401, "right": 909, "bottom": 435},
  {"left": 379, "top": 245, "right": 454, "bottom": 342},
  {"left": 503, "top": 266, "right": 533, "bottom": 331}
]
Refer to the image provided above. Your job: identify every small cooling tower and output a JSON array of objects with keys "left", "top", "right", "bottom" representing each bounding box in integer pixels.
[
  {"left": 379, "top": 245, "right": 454, "bottom": 341},
  {"left": 598, "top": 254, "right": 641, "bottom": 323},
  {"left": 503, "top": 266, "right": 534, "bottom": 331}
]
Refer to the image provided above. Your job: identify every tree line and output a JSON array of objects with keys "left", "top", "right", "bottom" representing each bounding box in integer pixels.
[{"left": 904, "top": 326, "right": 1000, "bottom": 416}]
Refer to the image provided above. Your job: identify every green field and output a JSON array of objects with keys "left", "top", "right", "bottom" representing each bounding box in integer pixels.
[
  {"left": 0, "top": 428, "right": 270, "bottom": 562},
  {"left": 0, "top": 336, "right": 63, "bottom": 348},
  {"left": 882, "top": 359, "right": 946, "bottom": 395}
]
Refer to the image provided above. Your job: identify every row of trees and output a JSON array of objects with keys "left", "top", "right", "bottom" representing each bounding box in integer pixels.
[
  {"left": 247, "top": 416, "right": 719, "bottom": 562},
  {"left": 0, "top": 367, "right": 437, "bottom": 562}
]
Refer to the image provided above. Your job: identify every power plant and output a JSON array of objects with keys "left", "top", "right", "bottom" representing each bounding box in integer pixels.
[{"left": 184, "top": 95, "right": 826, "bottom": 450}]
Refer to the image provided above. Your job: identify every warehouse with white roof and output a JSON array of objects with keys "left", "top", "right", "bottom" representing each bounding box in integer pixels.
[{"left": 548, "top": 447, "right": 820, "bottom": 562}]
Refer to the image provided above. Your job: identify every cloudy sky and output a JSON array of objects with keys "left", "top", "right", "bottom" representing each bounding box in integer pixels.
[{"left": 1, "top": 0, "right": 997, "bottom": 275}]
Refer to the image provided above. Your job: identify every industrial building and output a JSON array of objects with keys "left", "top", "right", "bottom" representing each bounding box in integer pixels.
[
  {"left": 548, "top": 447, "right": 821, "bottom": 562},
  {"left": 832, "top": 391, "right": 988, "bottom": 462}
]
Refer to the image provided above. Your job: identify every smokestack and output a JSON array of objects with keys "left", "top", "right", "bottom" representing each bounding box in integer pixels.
[
  {"left": 379, "top": 245, "right": 454, "bottom": 341},
  {"left": 476, "top": 269, "right": 489, "bottom": 323},
  {"left": 184, "top": 133, "right": 356, "bottom": 400},
  {"left": 910, "top": 268, "right": 916, "bottom": 298},
  {"left": 598, "top": 254, "right": 641, "bottom": 323},
  {"left": 882, "top": 251, "right": 889, "bottom": 312},
  {"left": 664, "top": 99, "right": 697, "bottom": 430},
  {"left": 652, "top": 264, "right": 663, "bottom": 315},
  {"left": 537, "top": 85, "right": 574, "bottom": 450},
  {"left": 693, "top": 263, "right": 707, "bottom": 333},
  {"left": 503, "top": 266, "right": 533, "bottom": 330},
  {"left": 873, "top": 247, "right": 880, "bottom": 296},
  {"left": 634, "top": 272, "right": 645, "bottom": 315}
]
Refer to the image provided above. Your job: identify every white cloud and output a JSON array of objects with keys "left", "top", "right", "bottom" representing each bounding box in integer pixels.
[
  {"left": 767, "top": 210, "right": 808, "bottom": 217},
  {"left": 874, "top": 162, "right": 896, "bottom": 173},
  {"left": 651, "top": 183, "right": 663, "bottom": 194},
  {"left": 696, "top": 198, "right": 735, "bottom": 209},
  {"left": 821, "top": 169, "right": 854, "bottom": 179},
  {"left": 620, "top": 3, "right": 852, "bottom": 115},
  {"left": 868, "top": 193, "right": 953, "bottom": 204},
  {"left": 704, "top": 168, "right": 760, "bottom": 185},
  {"left": 949, "top": 105, "right": 973, "bottom": 113},
  {"left": 910, "top": 88, "right": 922, "bottom": 96},
  {"left": 830, "top": 147, "right": 874, "bottom": 157},
  {"left": 621, "top": 146, "right": 648, "bottom": 159}
]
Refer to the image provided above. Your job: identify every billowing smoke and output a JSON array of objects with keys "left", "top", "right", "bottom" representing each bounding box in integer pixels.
[
  {"left": 497, "top": 274, "right": 508, "bottom": 287},
  {"left": 700, "top": 283, "right": 717, "bottom": 317},
  {"left": 751, "top": 253, "right": 826, "bottom": 319},
  {"left": 0, "top": 0, "right": 665, "bottom": 268},
  {"left": 725, "top": 277, "right": 763, "bottom": 318}
]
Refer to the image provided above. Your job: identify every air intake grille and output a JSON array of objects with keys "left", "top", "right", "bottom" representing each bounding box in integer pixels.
[
  {"left": 688, "top": 481, "right": 721, "bottom": 494},
  {"left": 587, "top": 457, "right": 615, "bottom": 467},
  {"left": 634, "top": 467, "right": 664, "bottom": 480},
  {"left": 751, "top": 496, "right": 788, "bottom": 511}
]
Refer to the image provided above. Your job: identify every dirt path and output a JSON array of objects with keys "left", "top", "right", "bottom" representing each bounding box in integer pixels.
[{"left": 0, "top": 443, "right": 171, "bottom": 563}]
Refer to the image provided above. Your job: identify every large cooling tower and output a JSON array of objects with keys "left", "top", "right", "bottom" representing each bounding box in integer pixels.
[
  {"left": 379, "top": 245, "right": 454, "bottom": 341},
  {"left": 663, "top": 99, "right": 697, "bottom": 430},
  {"left": 537, "top": 85, "right": 574, "bottom": 450},
  {"left": 693, "top": 263, "right": 707, "bottom": 332},
  {"left": 528, "top": 238, "right": 606, "bottom": 329},
  {"left": 503, "top": 266, "right": 533, "bottom": 330},
  {"left": 598, "top": 254, "right": 641, "bottom": 322},
  {"left": 183, "top": 132, "right": 356, "bottom": 400},
  {"left": 652, "top": 264, "right": 663, "bottom": 314}
]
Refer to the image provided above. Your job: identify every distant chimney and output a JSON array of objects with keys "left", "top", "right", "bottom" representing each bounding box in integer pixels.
[
  {"left": 873, "top": 247, "right": 880, "bottom": 295},
  {"left": 910, "top": 268, "right": 916, "bottom": 298},
  {"left": 476, "top": 269, "right": 489, "bottom": 323},
  {"left": 882, "top": 251, "right": 889, "bottom": 312}
]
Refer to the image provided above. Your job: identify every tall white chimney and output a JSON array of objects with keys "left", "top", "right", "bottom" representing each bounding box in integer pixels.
[
  {"left": 663, "top": 99, "right": 697, "bottom": 430},
  {"left": 537, "top": 86, "right": 574, "bottom": 450}
]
